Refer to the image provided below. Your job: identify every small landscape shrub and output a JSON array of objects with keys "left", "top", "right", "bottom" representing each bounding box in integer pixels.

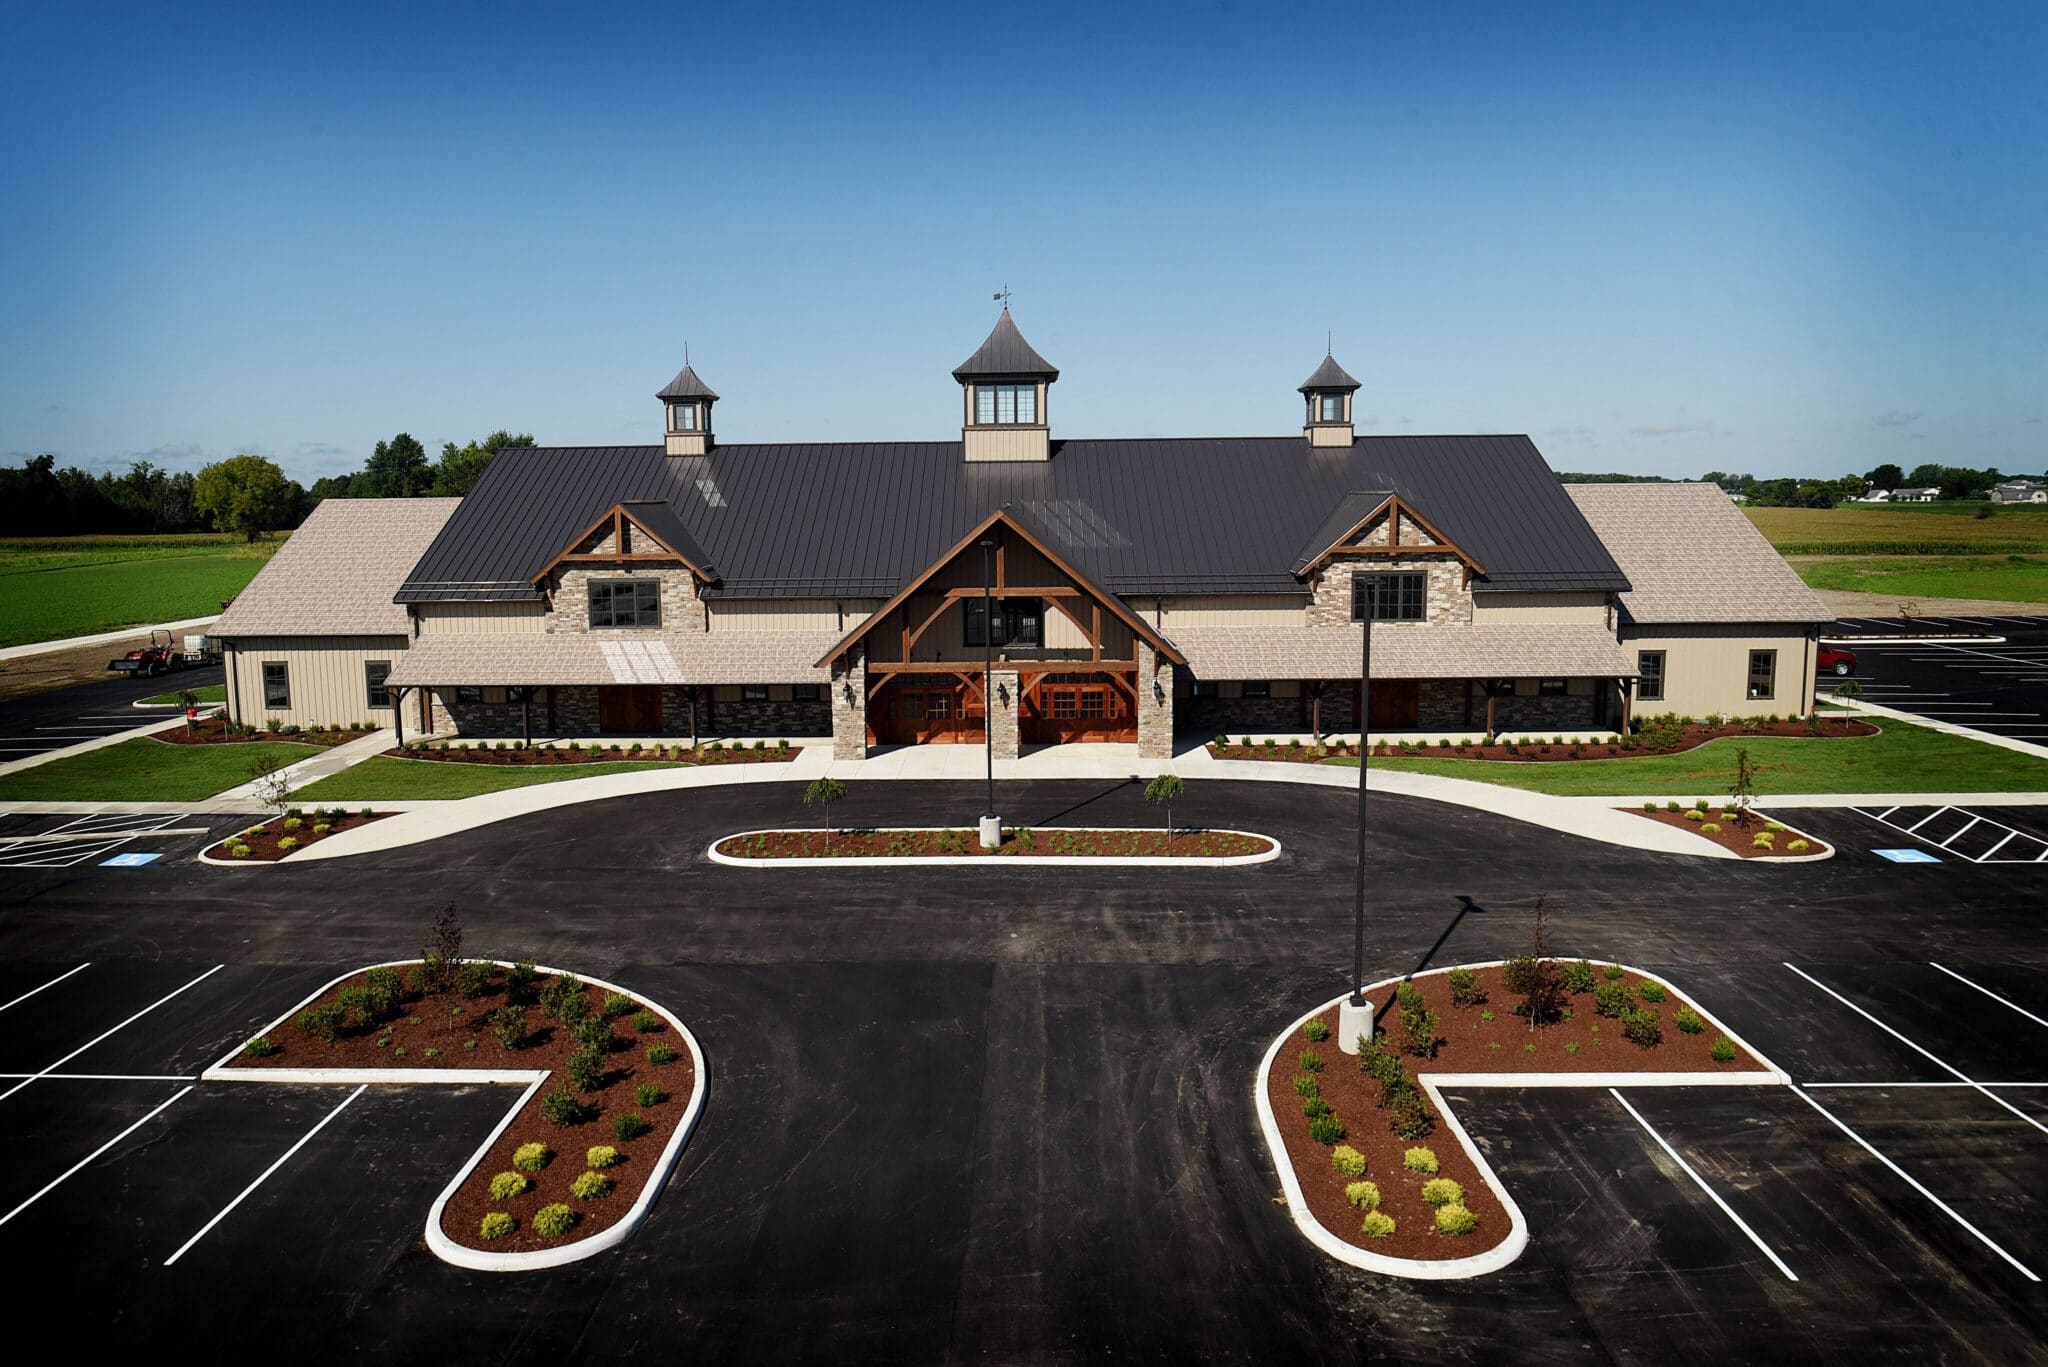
[
  {"left": 1292, "top": 1073, "right": 1320, "bottom": 1099},
  {"left": 1435, "top": 1203, "right": 1480, "bottom": 1238},
  {"left": 1674, "top": 1005, "right": 1704, "bottom": 1034},
  {"left": 647, "top": 1042, "right": 677, "bottom": 1065},
  {"left": 358, "top": 807, "right": 372, "bottom": 819},
  {"left": 613, "top": 1111, "right": 644, "bottom": 1142},
  {"left": 1560, "top": 960, "right": 1595, "bottom": 994},
  {"left": 283, "top": 816, "right": 302, "bottom": 831},
  {"left": 1622, "top": 1008, "right": 1663, "bottom": 1049},
  {"left": 312, "top": 822, "right": 332, "bottom": 835},
  {"left": 1421, "top": 1177, "right": 1464, "bottom": 1208},
  {"left": 513, "top": 1142, "right": 551, "bottom": 1172},
  {"left": 532, "top": 1203, "right": 577, "bottom": 1238},
  {"left": 1643, "top": 801, "right": 1657, "bottom": 812},
  {"left": 1331, "top": 1145, "right": 1367, "bottom": 1177},
  {"left": 1638, "top": 980, "right": 1666, "bottom": 1003},
  {"left": 1307, "top": 1115, "right": 1346, "bottom": 1145},
  {"left": 1361, "top": 1210, "right": 1397, "bottom": 1239},
  {"left": 1298, "top": 1048, "right": 1324, "bottom": 1074},
  {"left": 489, "top": 1171, "right": 530, "bottom": 1200},
  {"left": 505, "top": 958, "right": 538, "bottom": 1002},
  {"left": 571, "top": 1169, "right": 614, "bottom": 1200},
  {"left": 573, "top": 1015, "right": 615, "bottom": 1052},
  {"left": 1446, "top": 966, "right": 1483, "bottom": 1008},
  {"left": 1386, "top": 1087, "right": 1435, "bottom": 1143},
  {"left": 1403, "top": 1146, "right": 1439, "bottom": 1174},
  {"left": 1346, "top": 1180, "right": 1381, "bottom": 1211},
  {"left": 276, "top": 836, "right": 299, "bottom": 852},
  {"left": 242, "top": 1034, "right": 278, "bottom": 1058},
  {"left": 637, "top": 1081, "right": 664, "bottom": 1108},
  {"left": 632, "top": 1010, "right": 662, "bottom": 1033},
  {"left": 542, "top": 1084, "right": 585, "bottom": 1127},
  {"left": 602, "top": 991, "right": 634, "bottom": 1019},
  {"left": 1593, "top": 980, "right": 1633, "bottom": 1019},
  {"left": 228, "top": 842, "right": 251, "bottom": 858},
  {"left": 568, "top": 1046, "right": 604, "bottom": 1092},
  {"left": 458, "top": 959, "right": 495, "bottom": 998},
  {"left": 1765, "top": 821, "right": 1786, "bottom": 833},
  {"left": 1603, "top": 963, "right": 1625, "bottom": 980},
  {"left": 1665, "top": 801, "right": 1681, "bottom": 812},
  {"left": 479, "top": 1212, "right": 516, "bottom": 1241},
  {"left": 1752, "top": 832, "right": 1777, "bottom": 850},
  {"left": 1787, "top": 839, "right": 1811, "bottom": 853},
  {"left": 1710, "top": 1036, "right": 1738, "bottom": 1063},
  {"left": 586, "top": 1144, "right": 621, "bottom": 1169},
  {"left": 1303, "top": 1017, "right": 1330, "bottom": 1043},
  {"left": 1701, "top": 822, "right": 1721, "bottom": 834},
  {"left": 1683, "top": 809, "right": 1705, "bottom": 823},
  {"left": 296, "top": 1002, "right": 345, "bottom": 1043},
  {"left": 1303, "top": 1095, "right": 1332, "bottom": 1120},
  {"left": 491, "top": 1005, "right": 526, "bottom": 1051}
]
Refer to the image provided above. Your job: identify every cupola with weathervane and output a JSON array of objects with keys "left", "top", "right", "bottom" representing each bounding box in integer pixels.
[
  {"left": 658, "top": 355, "right": 718, "bottom": 456},
  {"left": 1299, "top": 349, "right": 1361, "bottom": 448},
  {"left": 954, "top": 303, "right": 1058, "bottom": 462}
]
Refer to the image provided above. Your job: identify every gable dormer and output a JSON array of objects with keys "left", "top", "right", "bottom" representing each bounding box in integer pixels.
[{"left": 953, "top": 307, "right": 1058, "bottom": 462}]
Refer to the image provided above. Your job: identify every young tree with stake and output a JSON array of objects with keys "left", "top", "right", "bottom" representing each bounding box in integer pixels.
[
  {"left": 804, "top": 776, "right": 848, "bottom": 851},
  {"left": 1143, "top": 772, "right": 1185, "bottom": 845}
]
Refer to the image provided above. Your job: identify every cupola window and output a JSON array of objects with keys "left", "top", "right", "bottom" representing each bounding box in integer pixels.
[
  {"left": 1317, "top": 393, "right": 1344, "bottom": 422},
  {"left": 975, "top": 383, "right": 1038, "bottom": 425},
  {"left": 669, "top": 402, "right": 699, "bottom": 432}
]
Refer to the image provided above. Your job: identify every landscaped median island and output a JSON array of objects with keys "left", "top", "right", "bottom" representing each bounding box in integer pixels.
[
  {"left": 211, "top": 923, "right": 703, "bottom": 1268},
  {"left": 1630, "top": 803, "right": 1828, "bottom": 859},
  {"left": 204, "top": 805, "right": 391, "bottom": 861},
  {"left": 713, "top": 826, "right": 1276, "bottom": 860},
  {"left": 1260, "top": 955, "right": 1780, "bottom": 1277}
]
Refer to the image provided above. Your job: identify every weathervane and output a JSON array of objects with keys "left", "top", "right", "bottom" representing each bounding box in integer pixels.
[{"left": 994, "top": 285, "right": 1011, "bottom": 309}]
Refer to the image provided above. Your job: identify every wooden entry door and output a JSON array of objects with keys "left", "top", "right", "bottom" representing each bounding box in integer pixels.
[
  {"left": 598, "top": 685, "right": 663, "bottom": 733},
  {"left": 1021, "top": 673, "right": 1137, "bottom": 744},
  {"left": 1365, "top": 679, "right": 1420, "bottom": 729},
  {"left": 875, "top": 681, "right": 985, "bottom": 745}
]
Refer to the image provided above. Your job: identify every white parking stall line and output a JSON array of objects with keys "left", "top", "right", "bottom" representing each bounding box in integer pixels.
[
  {"left": 0, "top": 839, "right": 128, "bottom": 868},
  {"left": 1981, "top": 831, "right": 2019, "bottom": 860},
  {"left": 162, "top": 1084, "right": 367, "bottom": 1266},
  {"left": 34, "top": 723, "right": 142, "bottom": 732},
  {"left": 0, "top": 963, "right": 91, "bottom": 1013},
  {"left": 1610, "top": 1089, "right": 1797, "bottom": 1281},
  {"left": 1790, "top": 1086, "right": 2040, "bottom": 1282},
  {"left": 1929, "top": 963, "right": 2048, "bottom": 1030},
  {"left": 1937, "top": 817, "right": 1984, "bottom": 848},
  {"left": 0, "top": 1086, "right": 195, "bottom": 1230},
  {"left": 1803, "top": 1081, "right": 2048, "bottom": 1089},
  {"left": 1783, "top": 964, "right": 2048, "bottom": 1137},
  {"left": 0, "top": 1072, "right": 197, "bottom": 1081},
  {"left": 1910, "top": 642, "right": 2048, "bottom": 670},
  {"left": 0, "top": 965, "right": 224, "bottom": 1105},
  {"left": 1903, "top": 808, "right": 1954, "bottom": 834}
]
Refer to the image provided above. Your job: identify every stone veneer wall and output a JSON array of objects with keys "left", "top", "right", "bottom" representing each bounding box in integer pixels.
[
  {"left": 1306, "top": 556, "right": 1469, "bottom": 629},
  {"left": 1135, "top": 643, "right": 1173, "bottom": 758},
  {"left": 1483, "top": 690, "right": 1603, "bottom": 734},
  {"left": 547, "top": 565, "right": 707, "bottom": 636},
  {"left": 434, "top": 686, "right": 825, "bottom": 738},
  {"left": 988, "top": 668, "right": 1020, "bottom": 759},
  {"left": 831, "top": 646, "right": 867, "bottom": 759}
]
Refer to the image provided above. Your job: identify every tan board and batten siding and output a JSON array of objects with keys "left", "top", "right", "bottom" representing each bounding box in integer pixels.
[
  {"left": 225, "top": 636, "right": 405, "bottom": 726},
  {"left": 1471, "top": 592, "right": 1611, "bottom": 624},
  {"left": 415, "top": 602, "right": 545, "bottom": 634},
  {"left": 1626, "top": 626, "right": 1819, "bottom": 720}
]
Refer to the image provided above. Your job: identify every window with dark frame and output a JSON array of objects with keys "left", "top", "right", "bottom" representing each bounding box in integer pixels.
[
  {"left": 669, "top": 402, "right": 698, "bottom": 431},
  {"left": 506, "top": 686, "right": 534, "bottom": 703},
  {"left": 1538, "top": 678, "right": 1567, "bottom": 697},
  {"left": 455, "top": 686, "right": 483, "bottom": 705},
  {"left": 964, "top": 597, "right": 1041, "bottom": 648},
  {"left": 974, "top": 382, "right": 1038, "bottom": 425},
  {"left": 792, "top": 684, "right": 822, "bottom": 703},
  {"left": 364, "top": 660, "right": 392, "bottom": 709},
  {"left": 741, "top": 684, "right": 769, "bottom": 701},
  {"left": 1638, "top": 651, "right": 1666, "bottom": 702},
  {"left": 1317, "top": 393, "right": 1343, "bottom": 422},
  {"left": 261, "top": 662, "right": 290, "bottom": 709},
  {"left": 1242, "top": 680, "right": 1272, "bottom": 698},
  {"left": 589, "top": 579, "right": 661, "bottom": 629},
  {"left": 1747, "top": 649, "right": 1777, "bottom": 700},
  {"left": 1351, "top": 572, "right": 1426, "bottom": 622}
]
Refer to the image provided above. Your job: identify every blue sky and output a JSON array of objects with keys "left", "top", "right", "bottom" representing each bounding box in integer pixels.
[{"left": 2, "top": 1, "right": 2042, "bottom": 483}]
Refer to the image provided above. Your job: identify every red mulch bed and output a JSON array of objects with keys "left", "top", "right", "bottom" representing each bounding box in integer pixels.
[
  {"left": 231, "top": 963, "right": 693, "bottom": 1254},
  {"left": 206, "top": 810, "right": 390, "bottom": 861},
  {"left": 1630, "top": 807, "right": 1828, "bottom": 858},
  {"left": 1269, "top": 964, "right": 1758, "bottom": 1262},
  {"left": 1211, "top": 717, "right": 1876, "bottom": 766},
  {"left": 155, "top": 715, "right": 376, "bottom": 747},
  {"left": 390, "top": 742, "right": 799, "bottom": 766},
  {"left": 715, "top": 827, "right": 1272, "bottom": 858}
]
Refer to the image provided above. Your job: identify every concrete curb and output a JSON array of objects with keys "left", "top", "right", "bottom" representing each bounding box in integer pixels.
[
  {"left": 706, "top": 825, "right": 1282, "bottom": 869},
  {"left": 1254, "top": 961, "right": 1788, "bottom": 1280},
  {"left": 202, "top": 958, "right": 708, "bottom": 1273},
  {"left": 1829, "top": 696, "right": 2048, "bottom": 761}
]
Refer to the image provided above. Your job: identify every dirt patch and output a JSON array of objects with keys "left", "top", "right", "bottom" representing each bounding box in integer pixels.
[
  {"left": 207, "top": 809, "right": 389, "bottom": 861},
  {"left": 1211, "top": 717, "right": 1876, "bottom": 766},
  {"left": 155, "top": 715, "right": 374, "bottom": 747},
  {"left": 1629, "top": 806, "right": 1827, "bottom": 858},
  {"left": 715, "top": 826, "right": 1272, "bottom": 859},
  {"left": 0, "top": 626, "right": 218, "bottom": 702},
  {"left": 392, "top": 742, "right": 798, "bottom": 766},
  {"left": 231, "top": 963, "right": 693, "bottom": 1255},
  {"left": 1268, "top": 964, "right": 1757, "bottom": 1262}
]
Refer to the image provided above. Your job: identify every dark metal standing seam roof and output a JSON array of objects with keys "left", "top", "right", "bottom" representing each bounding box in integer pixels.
[
  {"left": 951, "top": 309, "right": 1059, "bottom": 380},
  {"left": 655, "top": 364, "right": 719, "bottom": 400},
  {"left": 396, "top": 434, "right": 1629, "bottom": 605},
  {"left": 1298, "top": 354, "right": 1362, "bottom": 392}
]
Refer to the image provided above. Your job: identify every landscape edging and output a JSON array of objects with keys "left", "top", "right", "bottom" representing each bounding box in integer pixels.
[
  {"left": 201, "top": 958, "right": 708, "bottom": 1273},
  {"left": 1255, "top": 961, "right": 1788, "bottom": 1279},
  {"left": 706, "top": 825, "right": 1281, "bottom": 868}
]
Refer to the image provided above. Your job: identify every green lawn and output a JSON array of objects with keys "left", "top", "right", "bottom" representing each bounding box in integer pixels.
[
  {"left": 1794, "top": 555, "right": 2048, "bottom": 604},
  {"left": 1324, "top": 719, "right": 2048, "bottom": 796},
  {"left": 0, "top": 737, "right": 317, "bottom": 802},
  {"left": 293, "top": 756, "right": 684, "bottom": 800},
  {"left": 0, "top": 535, "right": 281, "bottom": 648},
  {"left": 140, "top": 684, "right": 227, "bottom": 705}
]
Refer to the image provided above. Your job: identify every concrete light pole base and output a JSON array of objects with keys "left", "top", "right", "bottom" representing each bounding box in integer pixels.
[
  {"left": 1336, "top": 995, "right": 1375, "bottom": 1054},
  {"left": 979, "top": 814, "right": 1002, "bottom": 851}
]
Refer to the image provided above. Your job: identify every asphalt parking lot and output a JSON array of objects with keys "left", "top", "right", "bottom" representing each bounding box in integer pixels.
[
  {"left": 1, "top": 778, "right": 2043, "bottom": 1363},
  {"left": 1821, "top": 615, "right": 2048, "bottom": 743},
  {"left": 0, "top": 668, "right": 190, "bottom": 764}
]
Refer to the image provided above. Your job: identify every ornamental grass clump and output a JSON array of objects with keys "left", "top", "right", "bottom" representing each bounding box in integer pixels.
[
  {"left": 647, "top": 1042, "right": 676, "bottom": 1066},
  {"left": 1330, "top": 1145, "right": 1367, "bottom": 1177},
  {"left": 1346, "top": 1180, "right": 1381, "bottom": 1211},
  {"left": 636, "top": 1082, "right": 664, "bottom": 1108},
  {"left": 532, "top": 1203, "right": 577, "bottom": 1238},
  {"left": 1421, "top": 1177, "right": 1464, "bottom": 1208},
  {"left": 1403, "top": 1147, "right": 1439, "bottom": 1175}
]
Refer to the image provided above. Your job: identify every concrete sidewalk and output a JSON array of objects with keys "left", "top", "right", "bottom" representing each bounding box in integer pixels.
[{"left": 0, "top": 615, "right": 216, "bottom": 663}]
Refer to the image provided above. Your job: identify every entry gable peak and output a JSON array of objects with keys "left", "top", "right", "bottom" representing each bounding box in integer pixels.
[
  {"left": 532, "top": 501, "right": 718, "bottom": 585},
  {"left": 1292, "top": 490, "right": 1484, "bottom": 579}
]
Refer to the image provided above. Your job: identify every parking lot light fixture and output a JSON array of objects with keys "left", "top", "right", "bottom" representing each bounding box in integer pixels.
[{"left": 1339, "top": 581, "right": 1375, "bottom": 1054}]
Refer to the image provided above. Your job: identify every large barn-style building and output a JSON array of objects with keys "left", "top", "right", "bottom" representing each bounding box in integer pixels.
[{"left": 212, "top": 310, "right": 1831, "bottom": 758}]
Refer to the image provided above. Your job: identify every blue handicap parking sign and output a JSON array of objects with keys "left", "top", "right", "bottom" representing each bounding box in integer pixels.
[
  {"left": 100, "top": 851, "right": 163, "bottom": 867},
  {"left": 1873, "top": 848, "right": 1940, "bottom": 864}
]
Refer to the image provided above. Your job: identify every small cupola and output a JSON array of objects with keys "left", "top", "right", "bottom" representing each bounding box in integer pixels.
[
  {"left": 657, "top": 358, "right": 719, "bottom": 456},
  {"left": 953, "top": 306, "right": 1058, "bottom": 462},
  {"left": 1299, "top": 350, "right": 1361, "bottom": 448}
]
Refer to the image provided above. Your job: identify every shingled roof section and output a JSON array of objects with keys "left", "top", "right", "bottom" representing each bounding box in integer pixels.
[
  {"left": 656, "top": 363, "right": 719, "bottom": 400},
  {"left": 214, "top": 498, "right": 460, "bottom": 638},
  {"left": 952, "top": 309, "right": 1059, "bottom": 380},
  {"left": 1566, "top": 483, "right": 1831, "bottom": 625},
  {"left": 396, "top": 434, "right": 1629, "bottom": 605},
  {"left": 1171, "top": 622, "right": 1637, "bottom": 681},
  {"left": 1298, "top": 353, "right": 1362, "bottom": 392}
]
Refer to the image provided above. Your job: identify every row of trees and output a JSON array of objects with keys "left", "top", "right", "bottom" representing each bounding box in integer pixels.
[
  {"left": 1562, "top": 463, "right": 2039, "bottom": 508},
  {"left": 0, "top": 428, "right": 531, "bottom": 540}
]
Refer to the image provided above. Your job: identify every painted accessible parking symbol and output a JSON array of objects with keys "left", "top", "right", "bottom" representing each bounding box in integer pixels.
[
  {"left": 101, "top": 852, "right": 163, "bottom": 867},
  {"left": 1873, "top": 848, "right": 1941, "bottom": 864}
]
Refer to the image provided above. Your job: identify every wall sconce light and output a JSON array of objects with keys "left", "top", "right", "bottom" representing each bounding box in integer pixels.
[
  {"left": 841, "top": 679, "right": 854, "bottom": 705},
  {"left": 1152, "top": 677, "right": 1165, "bottom": 704},
  {"left": 997, "top": 682, "right": 1010, "bottom": 707}
]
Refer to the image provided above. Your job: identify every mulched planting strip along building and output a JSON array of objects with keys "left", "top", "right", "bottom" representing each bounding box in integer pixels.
[
  {"left": 1269, "top": 964, "right": 1757, "bottom": 1261},
  {"left": 390, "top": 742, "right": 799, "bottom": 767},
  {"left": 155, "top": 716, "right": 377, "bottom": 747},
  {"left": 233, "top": 963, "right": 690, "bottom": 1254},
  {"left": 1209, "top": 716, "right": 1876, "bottom": 765}
]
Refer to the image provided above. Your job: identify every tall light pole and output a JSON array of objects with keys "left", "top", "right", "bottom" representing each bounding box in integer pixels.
[
  {"left": 1339, "top": 579, "right": 1375, "bottom": 1053},
  {"left": 978, "top": 536, "right": 1000, "bottom": 849}
]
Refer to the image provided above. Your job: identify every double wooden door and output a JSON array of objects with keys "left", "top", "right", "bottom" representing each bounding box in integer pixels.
[
  {"left": 1021, "top": 674, "right": 1136, "bottom": 744},
  {"left": 598, "top": 685, "right": 663, "bottom": 733},
  {"left": 1364, "top": 679, "right": 1420, "bottom": 729},
  {"left": 874, "top": 681, "right": 985, "bottom": 745}
]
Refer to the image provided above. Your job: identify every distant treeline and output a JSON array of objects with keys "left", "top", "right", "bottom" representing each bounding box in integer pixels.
[
  {"left": 1559, "top": 462, "right": 2042, "bottom": 507},
  {"left": 0, "top": 429, "right": 531, "bottom": 539}
]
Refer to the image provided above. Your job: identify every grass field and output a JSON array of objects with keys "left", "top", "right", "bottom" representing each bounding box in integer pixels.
[
  {"left": 1795, "top": 555, "right": 2048, "bottom": 604},
  {"left": 140, "top": 684, "right": 227, "bottom": 705},
  {"left": 0, "top": 736, "right": 317, "bottom": 802},
  {"left": 1325, "top": 719, "right": 2048, "bottom": 796},
  {"left": 1742, "top": 504, "right": 2048, "bottom": 556},
  {"left": 293, "top": 756, "right": 684, "bottom": 800},
  {"left": 0, "top": 534, "right": 283, "bottom": 649}
]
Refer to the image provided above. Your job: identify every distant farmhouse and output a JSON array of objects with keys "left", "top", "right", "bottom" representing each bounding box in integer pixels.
[
  {"left": 1992, "top": 479, "right": 2048, "bottom": 504},
  {"left": 212, "top": 310, "right": 1832, "bottom": 755}
]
